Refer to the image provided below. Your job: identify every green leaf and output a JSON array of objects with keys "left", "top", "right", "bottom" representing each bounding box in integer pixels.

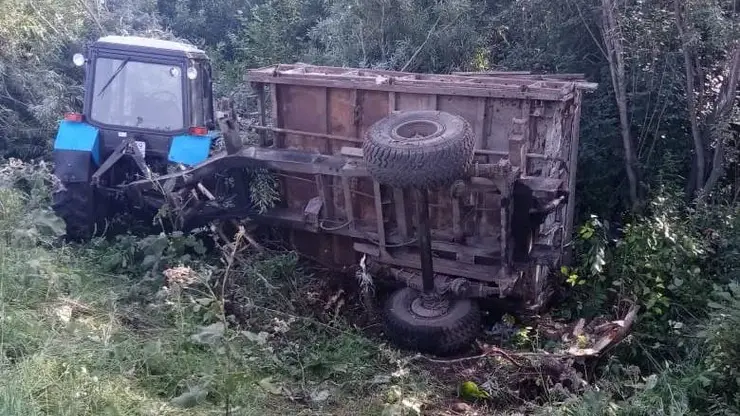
[
  {"left": 707, "top": 301, "right": 724, "bottom": 309},
  {"left": 459, "top": 381, "right": 490, "bottom": 400}
]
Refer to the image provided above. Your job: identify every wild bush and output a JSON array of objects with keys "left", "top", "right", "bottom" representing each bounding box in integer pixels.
[{"left": 562, "top": 189, "right": 708, "bottom": 333}]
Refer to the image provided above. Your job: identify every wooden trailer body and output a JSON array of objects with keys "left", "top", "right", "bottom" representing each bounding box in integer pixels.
[{"left": 246, "top": 64, "right": 595, "bottom": 309}]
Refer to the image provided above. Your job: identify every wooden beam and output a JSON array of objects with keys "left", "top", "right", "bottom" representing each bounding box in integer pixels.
[{"left": 254, "top": 83, "right": 268, "bottom": 147}]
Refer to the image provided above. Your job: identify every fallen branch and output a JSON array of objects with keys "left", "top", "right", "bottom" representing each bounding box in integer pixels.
[
  {"left": 410, "top": 343, "right": 526, "bottom": 368},
  {"left": 410, "top": 304, "right": 640, "bottom": 367},
  {"left": 566, "top": 303, "right": 639, "bottom": 356}
]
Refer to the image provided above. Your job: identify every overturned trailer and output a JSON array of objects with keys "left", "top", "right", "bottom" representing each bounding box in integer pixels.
[
  {"left": 50, "top": 36, "right": 596, "bottom": 356},
  {"left": 241, "top": 65, "right": 596, "bottom": 353}
]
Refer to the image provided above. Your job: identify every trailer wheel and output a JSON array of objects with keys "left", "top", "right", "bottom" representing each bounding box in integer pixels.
[
  {"left": 52, "top": 183, "right": 98, "bottom": 241},
  {"left": 363, "top": 110, "right": 475, "bottom": 189},
  {"left": 383, "top": 287, "right": 481, "bottom": 356}
]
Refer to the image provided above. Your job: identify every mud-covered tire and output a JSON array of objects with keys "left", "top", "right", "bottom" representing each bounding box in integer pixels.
[
  {"left": 383, "top": 287, "right": 481, "bottom": 356},
  {"left": 52, "top": 183, "right": 98, "bottom": 241},
  {"left": 363, "top": 110, "right": 475, "bottom": 189}
]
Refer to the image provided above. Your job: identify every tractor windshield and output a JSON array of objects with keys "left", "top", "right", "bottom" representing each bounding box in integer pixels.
[{"left": 90, "top": 57, "right": 184, "bottom": 131}]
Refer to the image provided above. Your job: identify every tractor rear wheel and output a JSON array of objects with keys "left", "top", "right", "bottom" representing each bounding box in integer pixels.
[
  {"left": 363, "top": 110, "right": 475, "bottom": 189},
  {"left": 383, "top": 287, "right": 481, "bottom": 356},
  {"left": 52, "top": 182, "right": 99, "bottom": 241}
]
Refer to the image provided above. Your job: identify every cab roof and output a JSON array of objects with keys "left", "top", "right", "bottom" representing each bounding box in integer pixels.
[{"left": 94, "top": 35, "right": 208, "bottom": 59}]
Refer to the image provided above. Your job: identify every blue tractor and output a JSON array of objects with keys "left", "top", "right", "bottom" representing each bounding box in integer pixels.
[{"left": 51, "top": 36, "right": 236, "bottom": 239}]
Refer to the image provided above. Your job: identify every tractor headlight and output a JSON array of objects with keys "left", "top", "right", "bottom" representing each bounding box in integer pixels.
[
  {"left": 186, "top": 66, "right": 198, "bottom": 80},
  {"left": 72, "top": 53, "right": 85, "bottom": 67}
]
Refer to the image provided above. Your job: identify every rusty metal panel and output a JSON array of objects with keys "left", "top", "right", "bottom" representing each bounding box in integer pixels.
[
  {"left": 327, "top": 87, "right": 357, "bottom": 151},
  {"left": 438, "top": 95, "right": 488, "bottom": 149},
  {"left": 279, "top": 85, "right": 328, "bottom": 153},
  {"left": 486, "top": 99, "right": 525, "bottom": 152},
  {"left": 325, "top": 87, "right": 357, "bottom": 222},
  {"left": 358, "top": 90, "right": 390, "bottom": 139}
]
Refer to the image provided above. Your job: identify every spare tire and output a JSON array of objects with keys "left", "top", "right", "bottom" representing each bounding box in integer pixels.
[{"left": 363, "top": 110, "right": 475, "bottom": 189}]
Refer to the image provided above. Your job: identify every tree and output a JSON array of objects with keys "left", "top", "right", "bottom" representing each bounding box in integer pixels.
[
  {"left": 600, "top": 0, "right": 641, "bottom": 210},
  {"left": 310, "top": 0, "right": 487, "bottom": 73},
  {"left": 0, "top": 0, "right": 168, "bottom": 159},
  {"left": 673, "top": 0, "right": 740, "bottom": 196}
]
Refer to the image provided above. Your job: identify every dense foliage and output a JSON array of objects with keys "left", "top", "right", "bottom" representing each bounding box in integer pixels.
[{"left": 0, "top": 0, "right": 738, "bottom": 414}]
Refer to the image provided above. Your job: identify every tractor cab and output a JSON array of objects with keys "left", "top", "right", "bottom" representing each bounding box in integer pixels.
[{"left": 54, "top": 36, "right": 216, "bottom": 184}]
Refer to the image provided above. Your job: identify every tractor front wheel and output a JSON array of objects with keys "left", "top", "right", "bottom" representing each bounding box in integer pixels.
[{"left": 52, "top": 182, "right": 99, "bottom": 241}]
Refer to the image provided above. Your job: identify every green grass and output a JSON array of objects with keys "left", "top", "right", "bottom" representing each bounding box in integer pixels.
[
  {"left": 0, "top": 185, "right": 435, "bottom": 416},
  {"left": 11, "top": 160, "right": 736, "bottom": 416}
]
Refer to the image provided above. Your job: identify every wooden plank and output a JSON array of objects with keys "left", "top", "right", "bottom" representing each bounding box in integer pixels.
[
  {"left": 250, "top": 125, "right": 363, "bottom": 144},
  {"left": 280, "top": 85, "right": 328, "bottom": 152},
  {"left": 267, "top": 71, "right": 568, "bottom": 92},
  {"left": 373, "top": 181, "right": 387, "bottom": 255},
  {"left": 342, "top": 177, "right": 356, "bottom": 232},
  {"left": 393, "top": 188, "right": 409, "bottom": 239},
  {"left": 248, "top": 64, "right": 586, "bottom": 90},
  {"left": 397, "top": 93, "right": 438, "bottom": 111},
  {"left": 476, "top": 98, "right": 488, "bottom": 150},
  {"left": 436, "top": 95, "right": 485, "bottom": 147},
  {"left": 254, "top": 83, "right": 268, "bottom": 147},
  {"left": 353, "top": 242, "right": 505, "bottom": 283},
  {"left": 316, "top": 174, "right": 333, "bottom": 220},
  {"left": 451, "top": 196, "right": 463, "bottom": 242},
  {"left": 340, "top": 146, "right": 364, "bottom": 158},
  {"left": 359, "top": 90, "right": 390, "bottom": 138},
  {"left": 519, "top": 100, "right": 532, "bottom": 175},
  {"left": 247, "top": 74, "right": 570, "bottom": 101},
  {"left": 270, "top": 84, "right": 284, "bottom": 147},
  {"left": 563, "top": 91, "right": 583, "bottom": 262},
  {"left": 327, "top": 87, "right": 358, "bottom": 150},
  {"left": 352, "top": 89, "right": 361, "bottom": 139}
]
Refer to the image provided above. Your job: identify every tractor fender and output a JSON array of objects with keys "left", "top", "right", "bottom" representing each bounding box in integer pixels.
[{"left": 52, "top": 120, "right": 100, "bottom": 183}]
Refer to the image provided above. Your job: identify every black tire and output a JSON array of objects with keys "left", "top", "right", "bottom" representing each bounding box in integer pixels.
[
  {"left": 52, "top": 182, "right": 98, "bottom": 241},
  {"left": 383, "top": 287, "right": 481, "bottom": 356},
  {"left": 363, "top": 110, "right": 475, "bottom": 189}
]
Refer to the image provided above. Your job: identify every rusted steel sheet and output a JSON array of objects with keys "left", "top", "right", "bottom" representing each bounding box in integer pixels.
[{"left": 245, "top": 64, "right": 590, "bottom": 301}]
